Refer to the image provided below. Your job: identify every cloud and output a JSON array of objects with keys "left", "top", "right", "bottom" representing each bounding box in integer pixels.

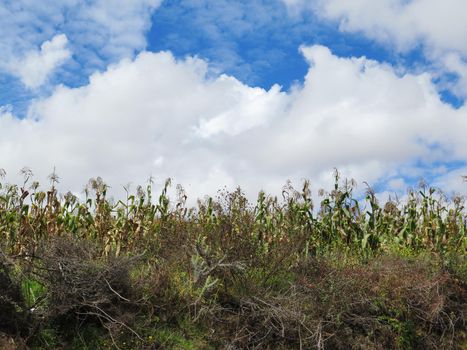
[
  {"left": 10, "top": 34, "right": 71, "bottom": 89},
  {"left": 284, "top": 0, "right": 467, "bottom": 55},
  {"left": 0, "top": 0, "right": 161, "bottom": 83},
  {"left": 434, "top": 166, "right": 467, "bottom": 195},
  {"left": 442, "top": 53, "right": 467, "bottom": 99},
  {"left": 283, "top": 0, "right": 467, "bottom": 99},
  {"left": 69, "top": 0, "right": 162, "bottom": 61},
  {"left": 1, "top": 46, "right": 466, "bottom": 201}
]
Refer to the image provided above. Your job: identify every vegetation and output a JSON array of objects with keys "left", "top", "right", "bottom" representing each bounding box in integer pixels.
[{"left": 0, "top": 168, "right": 465, "bottom": 349}]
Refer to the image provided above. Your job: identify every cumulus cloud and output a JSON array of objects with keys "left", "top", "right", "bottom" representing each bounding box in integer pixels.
[
  {"left": 283, "top": 0, "right": 467, "bottom": 99},
  {"left": 10, "top": 34, "right": 71, "bottom": 89},
  {"left": 1, "top": 46, "right": 466, "bottom": 201}
]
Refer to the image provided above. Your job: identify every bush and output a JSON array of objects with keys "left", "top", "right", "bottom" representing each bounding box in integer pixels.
[
  {"left": 0, "top": 250, "right": 29, "bottom": 337},
  {"left": 200, "top": 255, "right": 466, "bottom": 349},
  {"left": 36, "top": 237, "right": 144, "bottom": 342}
]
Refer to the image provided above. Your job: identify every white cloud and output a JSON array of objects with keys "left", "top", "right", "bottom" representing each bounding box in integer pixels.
[
  {"left": 284, "top": 0, "right": 467, "bottom": 55},
  {"left": 10, "top": 34, "right": 71, "bottom": 89},
  {"left": 283, "top": 0, "right": 467, "bottom": 98},
  {"left": 70, "top": 0, "right": 161, "bottom": 59},
  {"left": 0, "top": 0, "right": 161, "bottom": 82},
  {"left": 442, "top": 53, "right": 467, "bottom": 99},
  {"left": 195, "top": 82, "right": 284, "bottom": 137},
  {"left": 1, "top": 46, "right": 466, "bottom": 201},
  {"left": 388, "top": 178, "right": 407, "bottom": 191},
  {"left": 434, "top": 167, "right": 467, "bottom": 196}
]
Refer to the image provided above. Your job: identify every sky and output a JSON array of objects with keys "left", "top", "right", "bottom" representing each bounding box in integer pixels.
[{"left": 0, "top": 0, "right": 466, "bottom": 202}]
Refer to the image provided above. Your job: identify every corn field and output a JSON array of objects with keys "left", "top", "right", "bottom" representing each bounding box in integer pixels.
[
  {"left": 1, "top": 168, "right": 465, "bottom": 259},
  {"left": 0, "top": 168, "right": 466, "bottom": 349}
]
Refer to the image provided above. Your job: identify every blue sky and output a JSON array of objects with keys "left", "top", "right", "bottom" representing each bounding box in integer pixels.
[
  {"left": 0, "top": 0, "right": 466, "bottom": 200},
  {"left": 3, "top": 0, "right": 446, "bottom": 108},
  {"left": 149, "top": 0, "right": 426, "bottom": 90}
]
